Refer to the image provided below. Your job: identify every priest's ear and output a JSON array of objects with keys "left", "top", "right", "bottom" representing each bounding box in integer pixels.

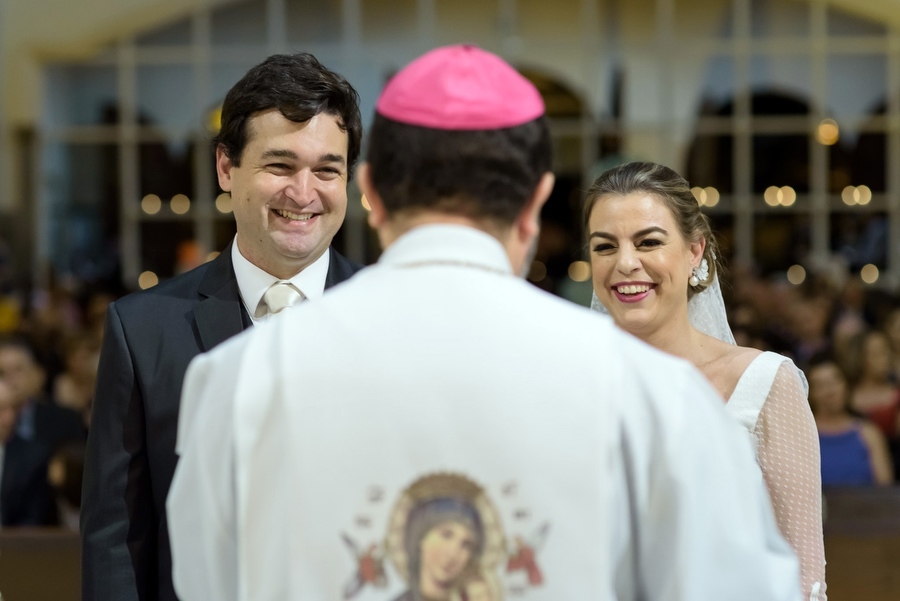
[
  {"left": 357, "top": 163, "right": 388, "bottom": 229},
  {"left": 515, "top": 172, "right": 555, "bottom": 243}
]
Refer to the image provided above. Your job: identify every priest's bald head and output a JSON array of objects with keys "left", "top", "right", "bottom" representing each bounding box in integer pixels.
[{"left": 357, "top": 45, "right": 555, "bottom": 276}]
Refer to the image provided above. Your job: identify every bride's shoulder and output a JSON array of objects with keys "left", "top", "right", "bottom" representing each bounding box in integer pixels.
[
  {"left": 731, "top": 345, "right": 765, "bottom": 370},
  {"left": 715, "top": 344, "right": 762, "bottom": 382},
  {"left": 696, "top": 339, "right": 762, "bottom": 399},
  {"left": 706, "top": 339, "right": 761, "bottom": 373}
]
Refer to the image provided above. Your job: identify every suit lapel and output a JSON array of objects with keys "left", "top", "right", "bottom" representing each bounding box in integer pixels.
[
  {"left": 194, "top": 243, "right": 249, "bottom": 352},
  {"left": 192, "top": 245, "right": 361, "bottom": 351},
  {"left": 325, "top": 247, "right": 365, "bottom": 290}
]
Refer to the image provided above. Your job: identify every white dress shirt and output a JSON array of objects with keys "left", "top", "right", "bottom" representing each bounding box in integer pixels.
[
  {"left": 231, "top": 234, "right": 330, "bottom": 323},
  {"left": 169, "top": 225, "right": 801, "bottom": 601}
]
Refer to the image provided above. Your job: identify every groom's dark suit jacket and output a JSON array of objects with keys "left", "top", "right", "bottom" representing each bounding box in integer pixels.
[{"left": 81, "top": 244, "right": 363, "bottom": 601}]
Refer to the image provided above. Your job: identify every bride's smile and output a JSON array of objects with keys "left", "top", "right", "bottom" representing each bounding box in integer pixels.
[{"left": 587, "top": 190, "right": 702, "bottom": 337}]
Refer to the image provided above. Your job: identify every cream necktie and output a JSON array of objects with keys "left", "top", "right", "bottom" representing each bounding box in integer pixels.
[{"left": 262, "top": 281, "right": 304, "bottom": 315}]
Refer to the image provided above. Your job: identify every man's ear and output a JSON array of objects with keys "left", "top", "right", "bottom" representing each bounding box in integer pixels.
[
  {"left": 215, "top": 145, "right": 235, "bottom": 193},
  {"left": 357, "top": 163, "right": 388, "bottom": 229},
  {"left": 515, "top": 172, "right": 555, "bottom": 242}
]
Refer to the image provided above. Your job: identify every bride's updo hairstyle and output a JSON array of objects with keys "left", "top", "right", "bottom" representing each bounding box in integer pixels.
[{"left": 582, "top": 161, "right": 720, "bottom": 299}]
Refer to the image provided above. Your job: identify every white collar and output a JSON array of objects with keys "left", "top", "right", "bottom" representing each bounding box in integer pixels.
[
  {"left": 378, "top": 224, "right": 514, "bottom": 275},
  {"left": 231, "top": 235, "right": 331, "bottom": 322}
]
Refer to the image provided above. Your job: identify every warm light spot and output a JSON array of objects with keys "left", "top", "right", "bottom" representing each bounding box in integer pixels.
[
  {"left": 765, "top": 186, "right": 796, "bottom": 206},
  {"left": 215, "top": 193, "right": 233, "bottom": 213},
  {"left": 207, "top": 106, "right": 222, "bottom": 133},
  {"left": 568, "top": 261, "right": 591, "bottom": 282},
  {"left": 142, "top": 194, "right": 162, "bottom": 215},
  {"left": 842, "top": 185, "right": 873, "bottom": 206},
  {"left": 780, "top": 186, "right": 796, "bottom": 206},
  {"left": 138, "top": 271, "right": 159, "bottom": 290},
  {"left": 691, "top": 187, "right": 707, "bottom": 205},
  {"left": 842, "top": 186, "right": 857, "bottom": 205},
  {"left": 861, "top": 264, "right": 879, "bottom": 284},
  {"left": 816, "top": 118, "right": 840, "bottom": 145},
  {"left": 206, "top": 251, "right": 220, "bottom": 262},
  {"left": 692, "top": 186, "right": 720, "bottom": 207},
  {"left": 171, "top": 194, "right": 191, "bottom": 214},
  {"left": 361, "top": 194, "right": 372, "bottom": 211},
  {"left": 528, "top": 260, "right": 547, "bottom": 283},
  {"left": 786, "top": 264, "right": 806, "bottom": 285}
]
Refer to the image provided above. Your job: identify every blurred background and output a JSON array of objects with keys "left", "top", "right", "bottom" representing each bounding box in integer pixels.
[
  {"left": 1, "top": 0, "right": 900, "bottom": 599},
  {"left": 0, "top": 0, "right": 898, "bottom": 299}
]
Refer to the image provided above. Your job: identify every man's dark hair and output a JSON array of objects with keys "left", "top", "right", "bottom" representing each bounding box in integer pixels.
[
  {"left": 214, "top": 53, "right": 362, "bottom": 176},
  {"left": 366, "top": 114, "right": 552, "bottom": 224}
]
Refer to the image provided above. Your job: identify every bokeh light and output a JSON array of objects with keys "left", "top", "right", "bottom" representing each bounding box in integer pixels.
[
  {"left": 568, "top": 261, "right": 591, "bottom": 282},
  {"left": 816, "top": 118, "right": 840, "bottom": 145},
  {"left": 171, "top": 194, "right": 191, "bottom": 215},
  {"left": 215, "top": 193, "right": 233, "bottom": 213},
  {"left": 764, "top": 186, "right": 796, "bottom": 206},
  {"left": 861, "top": 264, "right": 879, "bottom": 284},
  {"left": 138, "top": 271, "right": 159, "bottom": 289},
  {"left": 780, "top": 186, "right": 797, "bottom": 206},
  {"left": 141, "top": 194, "right": 162, "bottom": 215},
  {"left": 786, "top": 264, "right": 807, "bottom": 285},
  {"left": 692, "top": 186, "right": 720, "bottom": 207},
  {"left": 528, "top": 260, "right": 547, "bottom": 283},
  {"left": 842, "top": 185, "right": 872, "bottom": 206}
]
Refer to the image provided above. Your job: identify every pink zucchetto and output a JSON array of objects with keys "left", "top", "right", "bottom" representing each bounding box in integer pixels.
[{"left": 375, "top": 45, "right": 545, "bottom": 130}]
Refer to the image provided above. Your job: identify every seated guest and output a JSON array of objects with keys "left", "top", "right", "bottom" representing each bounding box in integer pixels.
[
  {"left": 882, "top": 307, "right": 900, "bottom": 382},
  {"left": 843, "top": 330, "right": 900, "bottom": 438},
  {"left": 48, "top": 441, "right": 86, "bottom": 531},
  {"left": 0, "top": 336, "right": 85, "bottom": 451},
  {"left": 52, "top": 333, "right": 99, "bottom": 429},
  {"left": 0, "top": 379, "right": 55, "bottom": 526},
  {"left": 808, "top": 354, "right": 893, "bottom": 486},
  {"left": 842, "top": 329, "right": 900, "bottom": 478}
]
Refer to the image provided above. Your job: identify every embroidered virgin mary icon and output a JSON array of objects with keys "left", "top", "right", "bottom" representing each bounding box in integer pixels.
[
  {"left": 384, "top": 473, "right": 506, "bottom": 601},
  {"left": 341, "top": 472, "right": 550, "bottom": 600}
]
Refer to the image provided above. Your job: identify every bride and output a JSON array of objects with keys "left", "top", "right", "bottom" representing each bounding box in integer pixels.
[{"left": 584, "top": 161, "right": 825, "bottom": 600}]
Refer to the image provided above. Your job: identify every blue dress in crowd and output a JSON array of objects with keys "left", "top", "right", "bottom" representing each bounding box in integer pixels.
[{"left": 819, "top": 425, "right": 874, "bottom": 486}]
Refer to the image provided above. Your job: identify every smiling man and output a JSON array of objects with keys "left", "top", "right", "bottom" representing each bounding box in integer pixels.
[{"left": 81, "top": 53, "right": 364, "bottom": 601}]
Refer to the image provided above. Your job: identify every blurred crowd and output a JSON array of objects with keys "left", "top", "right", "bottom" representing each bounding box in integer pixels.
[
  {"left": 725, "top": 261, "right": 900, "bottom": 486},
  {"left": 0, "top": 268, "right": 114, "bottom": 530},
  {"left": 1, "top": 235, "right": 899, "bottom": 531}
]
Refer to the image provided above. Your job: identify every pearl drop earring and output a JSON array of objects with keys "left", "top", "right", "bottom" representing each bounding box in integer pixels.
[{"left": 690, "top": 258, "right": 709, "bottom": 288}]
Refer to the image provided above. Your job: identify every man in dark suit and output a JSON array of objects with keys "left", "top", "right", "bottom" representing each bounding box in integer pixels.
[
  {"left": 0, "top": 378, "right": 55, "bottom": 526},
  {"left": 81, "top": 53, "right": 364, "bottom": 601},
  {"left": 0, "top": 337, "right": 85, "bottom": 452}
]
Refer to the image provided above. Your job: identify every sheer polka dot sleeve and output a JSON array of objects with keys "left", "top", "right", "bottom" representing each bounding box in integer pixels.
[{"left": 754, "top": 361, "right": 826, "bottom": 601}]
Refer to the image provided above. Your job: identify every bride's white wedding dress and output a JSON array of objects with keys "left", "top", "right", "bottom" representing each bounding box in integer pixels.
[{"left": 727, "top": 351, "right": 825, "bottom": 601}]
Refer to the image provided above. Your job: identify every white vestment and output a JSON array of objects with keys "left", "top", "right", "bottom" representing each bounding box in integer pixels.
[{"left": 168, "top": 225, "right": 801, "bottom": 601}]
